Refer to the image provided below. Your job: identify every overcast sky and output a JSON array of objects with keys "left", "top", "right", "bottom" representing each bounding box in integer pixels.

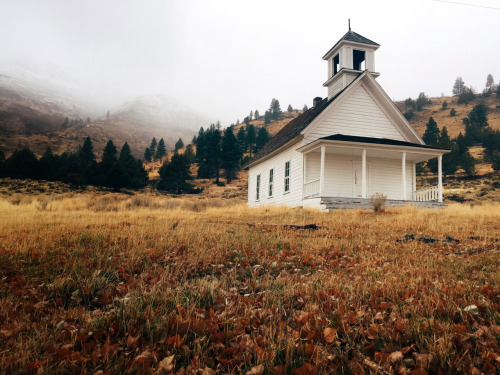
[{"left": 0, "top": 0, "right": 499, "bottom": 126}]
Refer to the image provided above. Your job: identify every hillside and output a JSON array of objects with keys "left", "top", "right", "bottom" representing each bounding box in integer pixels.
[{"left": 0, "top": 67, "right": 207, "bottom": 159}]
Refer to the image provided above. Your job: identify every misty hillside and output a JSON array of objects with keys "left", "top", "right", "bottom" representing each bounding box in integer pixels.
[{"left": 0, "top": 63, "right": 210, "bottom": 158}]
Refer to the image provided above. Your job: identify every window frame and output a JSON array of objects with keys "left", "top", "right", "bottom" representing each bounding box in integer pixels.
[
  {"left": 284, "top": 161, "right": 290, "bottom": 193},
  {"left": 268, "top": 168, "right": 274, "bottom": 197},
  {"left": 256, "top": 174, "right": 261, "bottom": 201}
]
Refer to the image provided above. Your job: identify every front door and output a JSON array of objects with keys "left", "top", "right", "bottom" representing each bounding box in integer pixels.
[{"left": 352, "top": 162, "right": 369, "bottom": 198}]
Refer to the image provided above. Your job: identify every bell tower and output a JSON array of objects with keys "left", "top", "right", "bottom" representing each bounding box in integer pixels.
[{"left": 322, "top": 23, "right": 380, "bottom": 99}]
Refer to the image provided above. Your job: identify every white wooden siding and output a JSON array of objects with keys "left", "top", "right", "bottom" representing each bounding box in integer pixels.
[
  {"left": 248, "top": 144, "right": 303, "bottom": 207},
  {"left": 328, "top": 79, "right": 344, "bottom": 99},
  {"left": 305, "top": 85, "right": 406, "bottom": 143},
  {"left": 305, "top": 154, "right": 414, "bottom": 200}
]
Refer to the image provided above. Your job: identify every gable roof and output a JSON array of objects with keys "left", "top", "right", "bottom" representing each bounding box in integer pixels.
[
  {"left": 322, "top": 31, "right": 379, "bottom": 60},
  {"left": 245, "top": 81, "right": 357, "bottom": 168}
]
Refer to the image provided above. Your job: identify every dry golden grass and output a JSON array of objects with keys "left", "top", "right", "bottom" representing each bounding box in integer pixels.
[{"left": 0, "top": 188, "right": 499, "bottom": 374}]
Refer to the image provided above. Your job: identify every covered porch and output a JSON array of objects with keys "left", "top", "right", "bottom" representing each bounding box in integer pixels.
[{"left": 298, "top": 136, "right": 448, "bottom": 204}]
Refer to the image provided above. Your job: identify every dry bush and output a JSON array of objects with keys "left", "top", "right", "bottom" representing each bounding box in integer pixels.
[{"left": 369, "top": 192, "right": 387, "bottom": 213}]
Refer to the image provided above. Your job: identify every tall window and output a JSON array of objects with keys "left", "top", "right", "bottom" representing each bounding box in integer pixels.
[
  {"left": 284, "top": 161, "right": 290, "bottom": 193},
  {"left": 256, "top": 174, "right": 260, "bottom": 201},
  {"left": 269, "top": 169, "right": 274, "bottom": 197},
  {"left": 332, "top": 53, "right": 339, "bottom": 76}
]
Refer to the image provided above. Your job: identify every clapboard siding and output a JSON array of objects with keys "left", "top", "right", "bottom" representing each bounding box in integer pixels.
[
  {"left": 248, "top": 143, "right": 303, "bottom": 207},
  {"left": 368, "top": 159, "right": 413, "bottom": 200},
  {"left": 305, "top": 85, "right": 405, "bottom": 142},
  {"left": 303, "top": 155, "right": 415, "bottom": 200},
  {"left": 328, "top": 79, "right": 344, "bottom": 99}
]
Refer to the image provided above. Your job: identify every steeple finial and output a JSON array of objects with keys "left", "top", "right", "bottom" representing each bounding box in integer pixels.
[{"left": 348, "top": 18, "right": 351, "bottom": 32}]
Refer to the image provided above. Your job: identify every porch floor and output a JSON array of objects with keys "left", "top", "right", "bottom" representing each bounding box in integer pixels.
[{"left": 312, "top": 197, "right": 446, "bottom": 211}]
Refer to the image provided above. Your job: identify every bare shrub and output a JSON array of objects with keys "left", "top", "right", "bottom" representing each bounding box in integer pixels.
[{"left": 369, "top": 192, "right": 387, "bottom": 213}]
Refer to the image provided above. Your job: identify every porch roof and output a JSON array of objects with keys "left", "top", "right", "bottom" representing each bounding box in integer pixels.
[{"left": 297, "top": 134, "right": 449, "bottom": 162}]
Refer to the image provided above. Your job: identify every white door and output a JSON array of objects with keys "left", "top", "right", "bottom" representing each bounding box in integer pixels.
[{"left": 352, "top": 162, "right": 369, "bottom": 198}]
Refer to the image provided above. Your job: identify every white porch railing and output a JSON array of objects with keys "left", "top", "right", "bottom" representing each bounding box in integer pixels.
[
  {"left": 303, "top": 179, "right": 320, "bottom": 198},
  {"left": 413, "top": 185, "right": 439, "bottom": 201}
]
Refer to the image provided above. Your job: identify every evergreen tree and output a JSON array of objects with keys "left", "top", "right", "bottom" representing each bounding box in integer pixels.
[
  {"left": 269, "top": 98, "right": 282, "bottom": 120},
  {"left": 221, "top": 127, "right": 241, "bottom": 183},
  {"left": 144, "top": 147, "right": 152, "bottom": 162},
  {"left": 158, "top": 153, "right": 197, "bottom": 194},
  {"left": 196, "top": 125, "right": 222, "bottom": 182},
  {"left": 287, "top": 104, "right": 293, "bottom": 112},
  {"left": 118, "top": 142, "right": 147, "bottom": 189},
  {"left": 463, "top": 103, "right": 488, "bottom": 144},
  {"left": 254, "top": 127, "right": 271, "bottom": 153},
  {"left": 97, "top": 140, "right": 121, "bottom": 188},
  {"left": 4, "top": 148, "right": 40, "bottom": 179},
  {"left": 155, "top": 138, "right": 167, "bottom": 161},
  {"left": 39, "top": 147, "right": 58, "bottom": 181},
  {"left": 254, "top": 110, "right": 260, "bottom": 119},
  {"left": 236, "top": 127, "right": 247, "bottom": 153},
  {"left": 249, "top": 110, "right": 253, "bottom": 121},
  {"left": 195, "top": 127, "right": 206, "bottom": 164},
  {"left": 175, "top": 138, "right": 184, "bottom": 152},
  {"left": 422, "top": 117, "right": 440, "bottom": 146},
  {"left": 245, "top": 124, "right": 256, "bottom": 157},
  {"left": 264, "top": 110, "right": 271, "bottom": 124},
  {"left": 415, "top": 92, "right": 430, "bottom": 111},
  {"left": 441, "top": 101, "right": 448, "bottom": 110},
  {"left": 453, "top": 77, "right": 465, "bottom": 96},
  {"left": 184, "top": 144, "right": 195, "bottom": 163},
  {"left": 458, "top": 86, "right": 475, "bottom": 104},
  {"left": 456, "top": 133, "right": 476, "bottom": 176},
  {"left": 485, "top": 74, "right": 494, "bottom": 91},
  {"left": 149, "top": 138, "right": 157, "bottom": 160},
  {"left": 450, "top": 108, "right": 457, "bottom": 117},
  {"left": 303, "top": 104, "right": 308, "bottom": 111},
  {"left": 0, "top": 149, "right": 4, "bottom": 177}
]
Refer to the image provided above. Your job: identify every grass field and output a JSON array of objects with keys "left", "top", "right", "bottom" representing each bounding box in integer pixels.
[{"left": 0, "top": 188, "right": 499, "bottom": 374}]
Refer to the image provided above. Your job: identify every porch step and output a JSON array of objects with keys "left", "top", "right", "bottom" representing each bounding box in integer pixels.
[{"left": 320, "top": 197, "right": 446, "bottom": 211}]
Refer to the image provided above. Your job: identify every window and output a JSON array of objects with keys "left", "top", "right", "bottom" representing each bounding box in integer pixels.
[
  {"left": 268, "top": 169, "right": 274, "bottom": 197},
  {"left": 353, "top": 49, "right": 366, "bottom": 71},
  {"left": 332, "top": 53, "right": 340, "bottom": 76},
  {"left": 284, "top": 161, "right": 290, "bottom": 193},
  {"left": 256, "top": 174, "right": 260, "bottom": 201}
]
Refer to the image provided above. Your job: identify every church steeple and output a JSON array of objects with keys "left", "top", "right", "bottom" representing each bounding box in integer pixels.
[{"left": 322, "top": 27, "right": 380, "bottom": 99}]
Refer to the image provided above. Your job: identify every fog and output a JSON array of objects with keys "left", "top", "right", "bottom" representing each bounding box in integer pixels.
[{"left": 1, "top": 0, "right": 499, "bottom": 126}]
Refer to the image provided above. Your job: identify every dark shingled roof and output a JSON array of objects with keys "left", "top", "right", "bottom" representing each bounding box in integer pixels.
[
  {"left": 322, "top": 31, "right": 379, "bottom": 59},
  {"left": 318, "top": 134, "right": 448, "bottom": 150},
  {"left": 245, "top": 84, "right": 354, "bottom": 168}
]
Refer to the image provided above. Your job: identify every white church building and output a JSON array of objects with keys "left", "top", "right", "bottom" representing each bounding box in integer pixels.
[{"left": 246, "top": 28, "right": 449, "bottom": 210}]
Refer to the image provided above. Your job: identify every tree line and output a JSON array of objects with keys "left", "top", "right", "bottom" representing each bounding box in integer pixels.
[
  {"left": 0, "top": 138, "right": 148, "bottom": 189},
  {"left": 421, "top": 103, "right": 500, "bottom": 175}
]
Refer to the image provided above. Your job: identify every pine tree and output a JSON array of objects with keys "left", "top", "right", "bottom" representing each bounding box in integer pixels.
[
  {"left": 245, "top": 124, "right": 256, "bottom": 158},
  {"left": 441, "top": 101, "right": 448, "bottom": 110},
  {"left": 97, "top": 140, "right": 121, "bottom": 188},
  {"left": 456, "top": 133, "right": 476, "bottom": 176},
  {"left": 287, "top": 104, "right": 293, "bottom": 112},
  {"left": 39, "top": 147, "right": 58, "bottom": 180},
  {"left": 453, "top": 77, "right": 465, "bottom": 96},
  {"left": 422, "top": 117, "right": 440, "bottom": 146},
  {"left": 175, "top": 138, "right": 184, "bottom": 152},
  {"left": 78, "top": 137, "right": 97, "bottom": 185},
  {"left": 149, "top": 138, "right": 157, "bottom": 160},
  {"left": 196, "top": 125, "right": 222, "bottom": 182},
  {"left": 249, "top": 110, "right": 253, "bottom": 121},
  {"left": 415, "top": 92, "right": 430, "bottom": 111},
  {"left": 144, "top": 147, "right": 152, "bottom": 162},
  {"left": 264, "top": 110, "right": 271, "bottom": 124},
  {"left": 221, "top": 127, "right": 241, "bottom": 183},
  {"left": 450, "top": 108, "right": 457, "bottom": 117},
  {"left": 432, "top": 127, "right": 458, "bottom": 175},
  {"left": 463, "top": 103, "right": 488, "bottom": 144},
  {"left": 155, "top": 138, "right": 167, "bottom": 161},
  {"left": 254, "top": 110, "right": 260, "bottom": 119},
  {"left": 158, "top": 153, "right": 197, "bottom": 194},
  {"left": 0, "top": 149, "right": 4, "bottom": 177},
  {"left": 236, "top": 127, "right": 247, "bottom": 153},
  {"left": 4, "top": 148, "right": 40, "bottom": 179},
  {"left": 486, "top": 74, "right": 494, "bottom": 91},
  {"left": 254, "top": 127, "right": 271, "bottom": 153},
  {"left": 269, "top": 98, "right": 282, "bottom": 120},
  {"left": 118, "top": 142, "right": 147, "bottom": 189},
  {"left": 184, "top": 144, "right": 195, "bottom": 163},
  {"left": 303, "top": 104, "right": 308, "bottom": 111}
]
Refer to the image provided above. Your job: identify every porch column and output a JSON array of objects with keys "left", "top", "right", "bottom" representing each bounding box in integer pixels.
[
  {"left": 319, "top": 146, "right": 326, "bottom": 197},
  {"left": 412, "top": 162, "right": 416, "bottom": 200},
  {"left": 402, "top": 152, "right": 407, "bottom": 200},
  {"left": 438, "top": 155, "right": 443, "bottom": 203},
  {"left": 361, "top": 149, "right": 367, "bottom": 198}
]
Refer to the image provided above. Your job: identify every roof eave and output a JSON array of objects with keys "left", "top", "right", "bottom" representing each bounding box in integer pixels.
[
  {"left": 244, "top": 135, "right": 303, "bottom": 169},
  {"left": 322, "top": 40, "right": 380, "bottom": 61}
]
